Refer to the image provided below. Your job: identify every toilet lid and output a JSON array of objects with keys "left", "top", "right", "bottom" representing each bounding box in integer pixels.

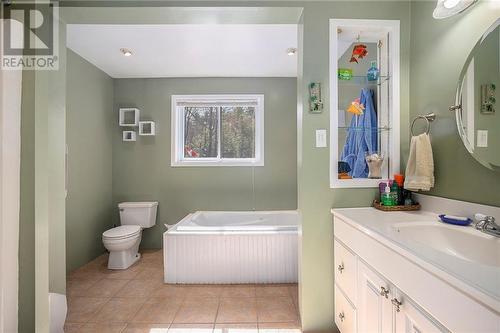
[{"left": 103, "top": 225, "right": 141, "bottom": 240}]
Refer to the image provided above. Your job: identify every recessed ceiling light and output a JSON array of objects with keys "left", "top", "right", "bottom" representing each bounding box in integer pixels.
[
  {"left": 120, "top": 48, "right": 133, "bottom": 57},
  {"left": 287, "top": 48, "right": 297, "bottom": 56},
  {"left": 433, "top": 0, "right": 477, "bottom": 19}
]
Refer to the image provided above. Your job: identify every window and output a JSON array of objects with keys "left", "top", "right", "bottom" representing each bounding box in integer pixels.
[{"left": 171, "top": 95, "right": 264, "bottom": 166}]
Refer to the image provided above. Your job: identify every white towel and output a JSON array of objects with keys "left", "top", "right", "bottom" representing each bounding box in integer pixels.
[{"left": 404, "top": 133, "right": 434, "bottom": 191}]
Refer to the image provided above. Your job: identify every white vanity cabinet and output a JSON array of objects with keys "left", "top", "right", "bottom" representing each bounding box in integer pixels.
[
  {"left": 335, "top": 238, "right": 446, "bottom": 333},
  {"left": 333, "top": 210, "right": 500, "bottom": 333},
  {"left": 356, "top": 259, "right": 445, "bottom": 333}
]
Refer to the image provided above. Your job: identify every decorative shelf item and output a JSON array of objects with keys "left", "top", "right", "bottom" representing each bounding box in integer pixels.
[
  {"left": 309, "top": 82, "right": 323, "bottom": 113},
  {"left": 373, "top": 200, "right": 421, "bottom": 212},
  {"left": 122, "top": 130, "right": 137, "bottom": 142},
  {"left": 338, "top": 75, "right": 390, "bottom": 86},
  {"left": 119, "top": 108, "right": 140, "bottom": 127},
  {"left": 480, "top": 83, "right": 496, "bottom": 114},
  {"left": 139, "top": 121, "right": 156, "bottom": 136}
]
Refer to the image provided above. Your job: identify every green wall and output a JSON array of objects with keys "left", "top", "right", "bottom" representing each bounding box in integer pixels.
[
  {"left": 112, "top": 77, "right": 298, "bottom": 248},
  {"left": 65, "top": 50, "right": 114, "bottom": 272},
  {"left": 297, "top": 2, "right": 411, "bottom": 330},
  {"left": 409, "top": 1, "right": 500, "bottom": 207}
]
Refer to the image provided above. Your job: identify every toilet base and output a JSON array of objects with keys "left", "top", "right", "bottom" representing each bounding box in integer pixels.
[{"left": 107, "top": 246, "right": 141, "bottom": 270}]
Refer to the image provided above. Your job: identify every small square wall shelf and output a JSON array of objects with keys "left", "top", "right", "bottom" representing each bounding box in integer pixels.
[
  {"left": 119, "top": 108, "right": 140, "bottom": 127},
  {"left": 139, "top": 121, "right": 156, "bottom": 136},
  {"left": 122, "top": 130, "right": 137, "bottom": 142}
]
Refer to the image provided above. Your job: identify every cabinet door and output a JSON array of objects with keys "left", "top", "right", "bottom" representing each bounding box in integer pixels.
[
  {"left": 357, "top": 261, "right": 393, "bottom": 333},
  {"left": 335, "top": 284, "right": 357, "bottom": 333},
  {"left": 393, "top": 291, "right": 448, "bottom": 333}
]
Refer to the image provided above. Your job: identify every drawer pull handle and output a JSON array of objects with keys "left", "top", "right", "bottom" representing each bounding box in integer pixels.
[
  {"left": 337, "top": 263, "right": 345, "bottom": 273},
  {"left": 391, "top": 298, "right": 402, "bottom": 312},
  {"left": 380, "top": 286, "right": 389, "bottom": 299},
  {"left": 338, "top": 311, "right": 345, "bottom": 322}
]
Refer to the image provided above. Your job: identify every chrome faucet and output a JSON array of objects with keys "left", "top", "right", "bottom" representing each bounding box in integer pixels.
[{"left": 474, "top": 214, "right": 500, "bottom": 237}]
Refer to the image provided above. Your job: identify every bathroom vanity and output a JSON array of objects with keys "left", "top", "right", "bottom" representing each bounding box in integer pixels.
[{"left": 332, "top": 206, "right": 499, "bottom": 333}]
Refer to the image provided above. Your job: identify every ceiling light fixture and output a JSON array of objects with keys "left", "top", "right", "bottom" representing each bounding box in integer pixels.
[
  {"left": 287, "top": 48, "right": 297, "bottom": 56},
  {"left": 120, "top": 48, "right": 133, "bottom": 57},
  {"left": 433, "top": 0, "right": 477, "bottom": 19}
]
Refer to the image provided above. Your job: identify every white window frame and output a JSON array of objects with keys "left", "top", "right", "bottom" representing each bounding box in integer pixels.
[{"left": 171, "top": 94, "right": 264, "bottom": 167}]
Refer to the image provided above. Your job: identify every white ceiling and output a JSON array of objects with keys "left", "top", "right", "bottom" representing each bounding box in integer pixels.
[{"left": 66, "top": 24, "right": 298, "bottom": 78}]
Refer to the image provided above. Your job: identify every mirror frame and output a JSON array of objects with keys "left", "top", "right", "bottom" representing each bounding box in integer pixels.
[{"left": 454, "top": 18, "right": 500, "bottom": 171}]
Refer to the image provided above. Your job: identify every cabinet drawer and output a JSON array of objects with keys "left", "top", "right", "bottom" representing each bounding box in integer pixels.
[
  {"left": 334, "top": 238, "right": 356, "bottom": 301},
  {"left": 335, "top": 284, "right": 356, "bottom": 333}
]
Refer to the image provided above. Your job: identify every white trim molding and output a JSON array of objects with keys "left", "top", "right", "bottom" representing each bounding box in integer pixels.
[
  {"left": 329, "top": 19, "right": 400, "bottom": 188},
  {"left": 171, "top": 94, "right": 264, "bottom": 167},
  {"left": 0, "top": 19, "right": 22, "bottom": 333}
]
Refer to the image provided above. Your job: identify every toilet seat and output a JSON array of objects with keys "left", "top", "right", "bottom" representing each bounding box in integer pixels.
[{"left": 103, "top": 225, "right": 141, "bottom": 241}]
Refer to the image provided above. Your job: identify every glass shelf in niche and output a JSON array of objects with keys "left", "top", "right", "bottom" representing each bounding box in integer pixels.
[
  {"left": 338, "top": 75, "right": 390, "bottom": 86},
  {"left": 338, "top": 126, "right": 391, "bottom": 132}
]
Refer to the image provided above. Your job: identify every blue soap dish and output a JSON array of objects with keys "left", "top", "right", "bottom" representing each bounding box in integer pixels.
[{"left": 438, "top": 214, "right": 472, "bottom": 226}]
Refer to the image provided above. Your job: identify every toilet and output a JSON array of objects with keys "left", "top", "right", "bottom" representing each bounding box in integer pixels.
[{"left": 102, "top": 201, "right": 158, "bottom": 269}]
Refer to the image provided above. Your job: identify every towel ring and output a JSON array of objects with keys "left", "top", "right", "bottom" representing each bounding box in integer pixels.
[{"left": 410, "top": 113, "right": 436, "bottom": 136}]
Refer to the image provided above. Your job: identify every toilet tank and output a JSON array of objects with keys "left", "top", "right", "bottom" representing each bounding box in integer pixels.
[{"left": 118, "top": 202, "right": 158, "bottom": 228}]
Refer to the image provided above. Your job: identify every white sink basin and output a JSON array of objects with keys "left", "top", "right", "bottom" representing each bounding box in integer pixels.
[{"left": 391, "top": 222, "right": 500, "bottom": 267}]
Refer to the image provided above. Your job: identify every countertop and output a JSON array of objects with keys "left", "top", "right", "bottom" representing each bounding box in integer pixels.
[{"left": 332, "top": 207, "right": 500, "bottom": 313}]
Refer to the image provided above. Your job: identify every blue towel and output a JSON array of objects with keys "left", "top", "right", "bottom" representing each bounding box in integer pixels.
[{"left": 340, "top": 88, "right": 378, "bottom": 178}]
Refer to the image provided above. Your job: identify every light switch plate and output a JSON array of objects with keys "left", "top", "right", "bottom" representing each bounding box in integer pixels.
[
  {"left": 316, "top": 129, "right": 327, "bottom": 148},
  {"left": 477, "top": 130, "right": 488, "bottom": 148}
]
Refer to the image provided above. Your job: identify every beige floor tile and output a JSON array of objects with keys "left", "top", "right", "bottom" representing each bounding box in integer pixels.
[
  {"left": 134, "top": 267, "right": 164, "bottom": 281},
  {"left": 115, "top": 279, "right": 162, "bottom": 298},
  {"left": 214, "top": 323, "right": 258, "bottom": 333},
  {"left": 151, "top": 284, "right": 189, "bottom": 298},
  {"left": 122, "top": 323, "right": 170, "bottom": 333},
  {"left": 169, "top": 323, "right": 214, "bottom": 333},
  {"left": 256, "top": 297, "right": 298, "bottom": 323},
  {"left": 68, "top": 266, "right": 107, "bottom": 280},
  {"left": 86, "top": 254, "right": 109, "bottom": 267},
  {"left": 173, "top": 297, "right": 219, "bottom": 324},
  {"left": 89, "top": 297, "right": 147, "bottom": 323},
  {"left": 66, "top": 297, "right": 109, "bottom": 323},
  {"left": 100, "top": 264, "right": 143, "bottom": 280},
  {"left": 83, "top": 278, "right": 129, "bottom": 298},
  {"left": 66, "top": 278, "right": 102, "bottom": 297},
  {"left": 216, "top": 298, "right": 257, "bottom": 323},
  {"left": 258, "top": 321, "right": 301, "bottom": 330},
  {"left": 288, "top": 286, "right": 298, "bottom": 310},
  {"left": 141, "top": 250, "right": 163, "bottom": 262},
  {"left": 78, "top": 322, "right": 127, "bottom": 333},
  {"left": 131, "top": 297, "right": 183, "bottom": 324},
  {"left": 220, "top": 286, "right": 255, "bottom": 298},
  {"left": 64, "top": 322, "right": 84, "bottom": 333},
  {"left": 186, "top": 286, "right": 223, "bottom": 298},
  {"left": 255, "top": 286, "right": 290, "bottom": 298}
]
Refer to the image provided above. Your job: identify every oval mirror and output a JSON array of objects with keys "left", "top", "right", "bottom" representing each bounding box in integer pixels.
[{"left": 454, "top": 19, "right": 500, "bottom": 171}]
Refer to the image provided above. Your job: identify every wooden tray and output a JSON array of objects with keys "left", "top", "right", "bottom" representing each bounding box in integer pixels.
[{"left": 373, "top": 200, "right": 421, "bottom": 212}]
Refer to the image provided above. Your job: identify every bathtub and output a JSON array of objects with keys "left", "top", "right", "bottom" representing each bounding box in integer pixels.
[{"left": 163, "top": 210, "right": 299, "bottom": 284}]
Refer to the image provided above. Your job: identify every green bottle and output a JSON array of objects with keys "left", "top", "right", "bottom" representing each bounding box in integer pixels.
[
  {"left": 381, "top": 183, "right": 394, "bottom": 206},
  {"left": 390, "top": 181, "right": 401, "bottom": 206}
]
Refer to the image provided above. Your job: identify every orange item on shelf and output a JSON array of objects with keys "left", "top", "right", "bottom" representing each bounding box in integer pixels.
[
  {"left": 339, "top": 173, "right": 352, "bottom": 179},
  {"left": 394, "top": 173, "right": 404, "bottom": 186}
]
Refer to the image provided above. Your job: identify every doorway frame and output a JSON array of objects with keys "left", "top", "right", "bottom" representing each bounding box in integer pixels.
[{"left": 0, "top": 19, "right": 23, "bottom": 333}]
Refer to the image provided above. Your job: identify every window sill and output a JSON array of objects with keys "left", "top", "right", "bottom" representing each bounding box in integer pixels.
[{"left": 171, "top": 159, "right": 264, "bottom": 167}]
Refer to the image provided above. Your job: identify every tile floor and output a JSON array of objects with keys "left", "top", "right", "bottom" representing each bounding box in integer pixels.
[{"left": 65, "top": 250, "right": 301, "bottom": 333}]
